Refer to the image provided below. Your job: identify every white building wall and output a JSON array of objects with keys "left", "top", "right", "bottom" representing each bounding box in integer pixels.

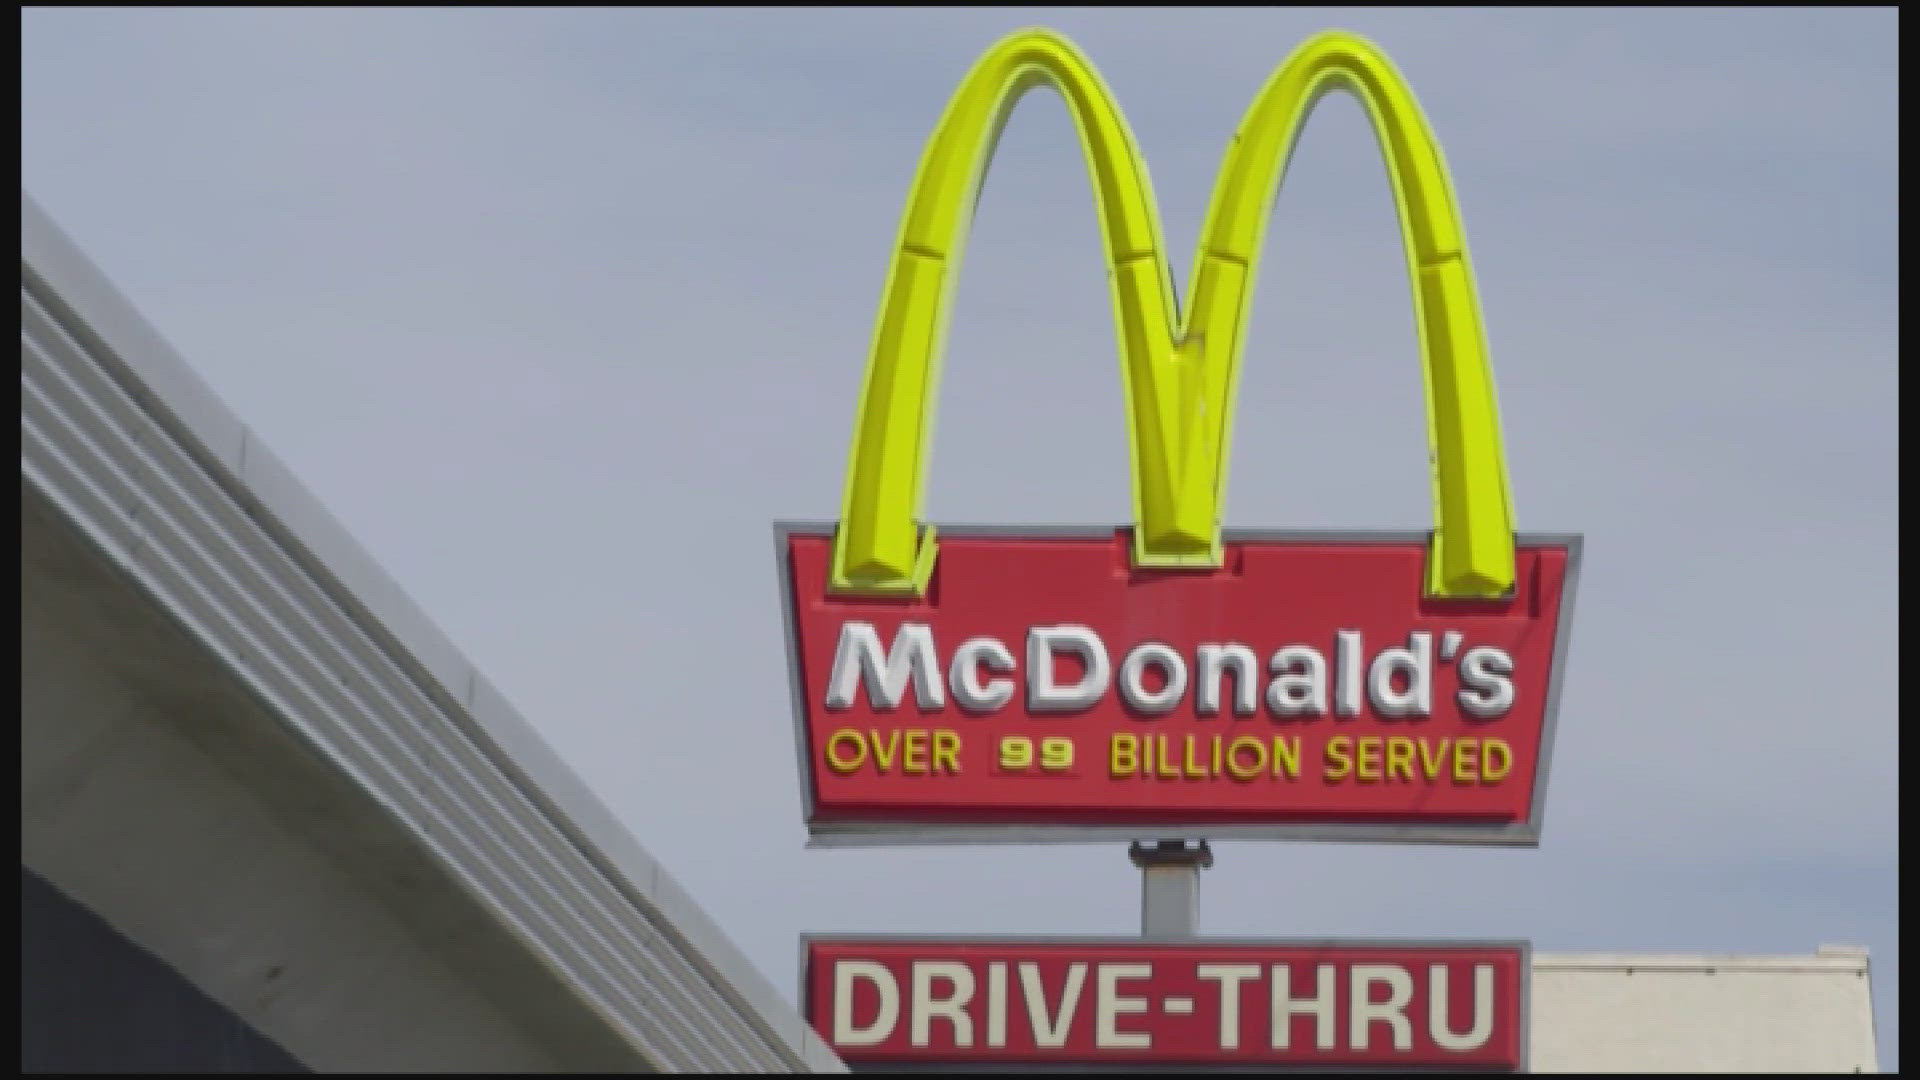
[{"left": 1530, "top": 950, "right": 1877, "bottom": 1073}]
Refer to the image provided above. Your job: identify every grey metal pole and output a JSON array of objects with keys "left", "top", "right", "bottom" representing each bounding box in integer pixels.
[{"left": 1127, "top": 839, "right": 1213, "bottom": 939}]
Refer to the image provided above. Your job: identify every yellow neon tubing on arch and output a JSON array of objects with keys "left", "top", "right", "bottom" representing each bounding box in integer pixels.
[{"left": 830, "top": 28, "right": 1516, "bottom": 600}]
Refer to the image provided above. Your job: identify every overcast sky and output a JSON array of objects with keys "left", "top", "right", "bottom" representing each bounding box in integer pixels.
[{"left": 22, "top": 5, "right": 1898, "bottom": 1069}]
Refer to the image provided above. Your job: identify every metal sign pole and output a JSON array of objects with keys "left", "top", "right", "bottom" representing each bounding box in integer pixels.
[{"left": 1128, "top": 839, "right": 1213, "bottom": 939}]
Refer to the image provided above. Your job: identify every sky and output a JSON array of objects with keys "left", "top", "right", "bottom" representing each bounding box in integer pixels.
[{"left": 22, "top": 5, "right": 1898, "bottom": 1069}]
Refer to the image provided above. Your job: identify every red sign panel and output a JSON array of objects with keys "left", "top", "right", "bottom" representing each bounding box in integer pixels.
[
  {"left": 805, "top": 937, "right": 1529, "bottom": 1070},
  {"left": 778, "top": 526, "right": 1580, "bottom": 845}
]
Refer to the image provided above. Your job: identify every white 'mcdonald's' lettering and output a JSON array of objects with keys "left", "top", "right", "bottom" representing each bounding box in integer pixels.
[
  {"left": 822, "top": 623, "right": 1515, "bottom": 720},
  {"left": 825, "top": 622, "right": 945, "bottom": 711}
]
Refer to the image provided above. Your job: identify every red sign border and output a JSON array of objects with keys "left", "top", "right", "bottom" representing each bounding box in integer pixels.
[
  {"left": 775, "top": 522, "right": 1583, "bottom": 849},
  {"left": 800, "top": 933, "right": 1534, "bottom": 1073}
]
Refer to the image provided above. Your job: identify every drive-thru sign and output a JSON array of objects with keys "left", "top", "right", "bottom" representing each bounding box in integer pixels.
[
  {"left": 806, "top": 937, "right": 1529, "bottom": 1071},
  {"left": 775, "top": 28, "right": 1580, "bottom": 846}
]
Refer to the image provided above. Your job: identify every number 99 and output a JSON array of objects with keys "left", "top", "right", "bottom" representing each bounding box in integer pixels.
[{"left": 1000, "top": 735, "right": 1075, "bottom": 772}]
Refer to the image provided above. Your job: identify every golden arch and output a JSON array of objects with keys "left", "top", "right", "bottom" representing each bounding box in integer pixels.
[{"left": 830, "top": 28, "right": 1516, "bottom": 599}]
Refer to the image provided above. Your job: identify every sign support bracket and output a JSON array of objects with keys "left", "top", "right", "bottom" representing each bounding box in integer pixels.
[{"left": 1128, "top": 839, "right": 1213, "bottom": 938}]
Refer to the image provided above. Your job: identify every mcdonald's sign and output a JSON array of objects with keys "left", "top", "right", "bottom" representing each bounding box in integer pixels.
[{"left": 775, "top": 28, "right": 1581, "bottom": 846}]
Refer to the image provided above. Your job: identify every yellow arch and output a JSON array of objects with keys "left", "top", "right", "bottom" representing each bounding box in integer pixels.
[{"left": 830, "top": 27, "right": 1516, "bottom": 599}]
